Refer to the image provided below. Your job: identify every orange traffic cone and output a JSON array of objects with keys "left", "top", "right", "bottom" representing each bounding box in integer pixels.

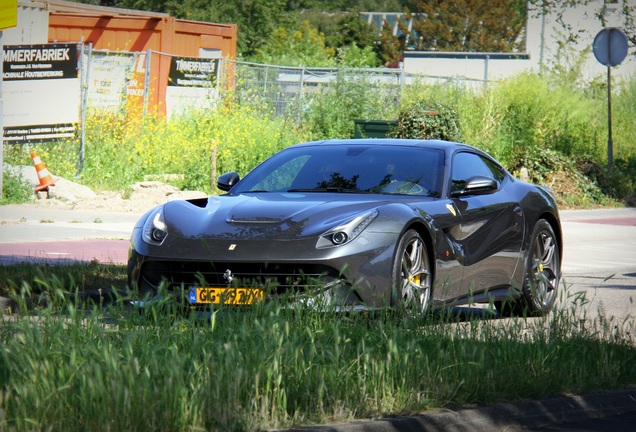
[{"left": 30, "top": 151, "right": 56, "bottom": 192}]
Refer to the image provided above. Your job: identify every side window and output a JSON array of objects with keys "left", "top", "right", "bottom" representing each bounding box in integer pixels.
[{"left": 451, "top": 152, "right": 504, "bottom": 193}]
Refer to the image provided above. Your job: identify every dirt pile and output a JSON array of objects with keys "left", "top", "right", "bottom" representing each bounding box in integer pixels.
[{"left": 19, "top": 165, "right": 208, "bottom": 213}]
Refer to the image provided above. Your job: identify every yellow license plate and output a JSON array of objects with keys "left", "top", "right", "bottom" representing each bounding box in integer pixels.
[{"left": 191, "top": 287, "right": 264, "bottom": 305}]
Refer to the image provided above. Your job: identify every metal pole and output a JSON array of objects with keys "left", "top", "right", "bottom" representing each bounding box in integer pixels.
[
  {"left": 143, "top": 50, "right": 151, "bottom": 118},
  {"left": 484, "top": 54, "right": 489, "bottom": 89},
  {"left": 78, "top": 43, "right": 92, "bottom": 175},
  {"left": 0, "top": 31, "right": 4, "bottom": 199},
  {"left": 607, "top": 64, "right": 613, "bottom": 171},
  {"left": 606, "top": 28, "right": 613, "bottom": 172},
  {"left": 539, "top": 8, "right": 545, "bottom": 73}
]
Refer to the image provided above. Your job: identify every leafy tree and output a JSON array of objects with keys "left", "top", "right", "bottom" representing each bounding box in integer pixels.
[
  {"left": 377, "top": 18, "right": 410, "bottom": 66},
  {"left": 300, "top": 10, "right": 378, "bottom": 52},
  {"left": 114, "top": 0, "right": 288, "bottom": 57},
  {"left": 409, "top": 0, "right": 526, "bottom": 52},
  {"left": 249, "top": 21, "right": 337, "bottom": 67},
  {"left": 286, "top": 1, "right": 408, "bottom": 12},
  {"left": 337, "top": 44, "right": 381, "bottom": 67}
]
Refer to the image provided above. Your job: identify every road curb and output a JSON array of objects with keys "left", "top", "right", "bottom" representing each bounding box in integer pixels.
[{"left": 282, "top": 386, "right": 636, "bottom": 431}]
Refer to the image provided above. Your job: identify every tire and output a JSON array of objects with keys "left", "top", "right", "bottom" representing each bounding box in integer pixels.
[
  {"left": 500, "top": 219, "right": 560, "bottom": 317},
  {"left": 391, "top": 229, "right": 432, "bottom": 315}
]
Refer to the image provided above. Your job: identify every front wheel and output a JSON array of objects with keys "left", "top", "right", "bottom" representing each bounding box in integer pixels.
[
  {"left": 391, "top": 229, "right": 432, "bottom": 315},
  {"left": 500, "top": 219, "right": 560, "bottom": 317}
]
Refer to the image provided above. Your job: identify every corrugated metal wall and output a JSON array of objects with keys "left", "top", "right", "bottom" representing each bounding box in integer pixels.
[{"left": 47, "top": 13, "right": 236, "bottom": 115}]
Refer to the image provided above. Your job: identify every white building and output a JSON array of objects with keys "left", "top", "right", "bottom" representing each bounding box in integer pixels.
[{"left": 401, "top": 0, "right": 636, "bottom": 83}]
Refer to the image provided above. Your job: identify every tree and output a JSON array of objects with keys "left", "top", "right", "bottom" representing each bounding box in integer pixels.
[
  {"left": 299, "top": 10, "right": 378, "bottom": 52},
  {"left": 249, "top": 21, "right": 337, "bottom": 67},
  {"left": 377, "top": 17, "right": 410, "bottom": 66},
  {"left": 114, "top": 0, "right": 288, "bottom": 57},
  {"left": 409, "top": 0, "right": 526, "bottom": 52}
]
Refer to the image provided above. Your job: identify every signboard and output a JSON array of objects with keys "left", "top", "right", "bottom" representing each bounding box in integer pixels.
[
  {"left": 593, "top": 27, "right": 629, "bottom": 67},
  {"left": 0, "top": 0, "right": 18, "bottom": 30},
  {"left": 2, "top": 43, "right": 80, "bottom": 144},
  {"left": 125, "top": 52, "right": 146, "bottom": 117},
  {"left": 166, "top": 56, "right": 219, "bottom": 119},
  {"left": 87, "top": 51, "right": 135, "bottom": 112}
]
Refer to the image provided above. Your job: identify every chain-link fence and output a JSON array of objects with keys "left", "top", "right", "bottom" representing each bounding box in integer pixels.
[
  {"left": 81, "top": 53, "right": 485, "bottom": 122},
  {"left": 226, "top": 60, "right": 484, "bottom": 121}
]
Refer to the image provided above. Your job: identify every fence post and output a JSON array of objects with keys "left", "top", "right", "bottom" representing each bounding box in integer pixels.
[
  {"left": 298, "top": 66, "right": 306, "bottom": 121},
  {"left": 143, "top": 50, "right": 151, "bottom": 118},
  {"left": 78, "top": 42, "right": 92, "bottom": 175},
  {"left": 210, "top": 144, "right": 217, "bottom": 191},
  {"left": 483, "top": 54, "right": 489, "bottom": 90}
]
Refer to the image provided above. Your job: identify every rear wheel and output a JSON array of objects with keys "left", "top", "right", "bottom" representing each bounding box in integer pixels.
[
  {"left": 499, "top": 219, "right": 560, "bottom": 316},
  {"left": 391, "top": 229, "right": 432, "bottom": 315}
]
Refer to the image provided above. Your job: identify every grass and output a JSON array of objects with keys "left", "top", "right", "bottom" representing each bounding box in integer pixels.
[{"left": 0, "top": 266, "right": 634, "bottom": 431}]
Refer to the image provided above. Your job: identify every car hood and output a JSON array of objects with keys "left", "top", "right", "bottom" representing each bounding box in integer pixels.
[{"left": 161, "top": 192, "right": 396, "bottom": 240}]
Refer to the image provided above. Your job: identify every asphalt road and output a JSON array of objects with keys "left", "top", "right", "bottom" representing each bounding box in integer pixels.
[
  {"left": 0, "top": 204, "right": 634, "bottom": 321},
  {"left": 1, "top": 205, "right": 634, "bottom": 318},
  {"left": 0, "top": 204, "right": 635, "bottom": 431}
]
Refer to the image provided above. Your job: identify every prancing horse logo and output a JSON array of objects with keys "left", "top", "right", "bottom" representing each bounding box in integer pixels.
[{"left": 223, "top": 269, "right": 234, "bottom": 284}]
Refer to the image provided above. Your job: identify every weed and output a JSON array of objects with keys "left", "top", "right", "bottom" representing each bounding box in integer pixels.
[{"left": 0, "top": 169, "right": 32, "bottom": 205}]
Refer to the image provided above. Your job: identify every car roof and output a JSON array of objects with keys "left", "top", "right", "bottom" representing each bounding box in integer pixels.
[{"left": 291, "top": 138, "right": 477, "bottom": 153}]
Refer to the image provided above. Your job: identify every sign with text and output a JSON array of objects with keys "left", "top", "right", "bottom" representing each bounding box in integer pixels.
[
  {"left": 0, "top": 0, "right": 17, "bottom": 30},
  {"left": 166, "top": 56, "right": 219, "bottom": 119},
  {"left": 2, "top": 43, "right": 80, "bottom": 144},
  {"left": 87, "top": 51, "right": 135, "bottom": 112}
]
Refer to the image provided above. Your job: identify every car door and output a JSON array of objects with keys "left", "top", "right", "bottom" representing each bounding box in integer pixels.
[{"left": 446, "top": 151, "right": 525, "bottom": 300}]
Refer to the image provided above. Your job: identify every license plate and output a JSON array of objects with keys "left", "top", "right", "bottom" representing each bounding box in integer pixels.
[{"left": 189, "top": 287, "right": 264, "bottom": 305}]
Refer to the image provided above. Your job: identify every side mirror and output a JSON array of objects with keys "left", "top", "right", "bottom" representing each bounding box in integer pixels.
[
  {"left": 217, "top": 172, "right": 240, "bottom": 192},
  {"left": 450, "top": 176, "right": 498, "bottom": 197}
]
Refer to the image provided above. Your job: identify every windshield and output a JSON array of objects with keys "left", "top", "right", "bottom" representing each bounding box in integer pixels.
[{"left": 233, "top": 144, "right": 444, "bottom": 197}]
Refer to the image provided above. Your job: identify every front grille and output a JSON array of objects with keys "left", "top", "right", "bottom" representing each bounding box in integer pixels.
[{"left": 140, "top": 260, "right": 342, "bottom": 294}]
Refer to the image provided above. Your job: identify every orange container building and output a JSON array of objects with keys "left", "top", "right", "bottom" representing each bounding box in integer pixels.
[{"left": 45, "top": 0, "right": 237, "bottom": 116}]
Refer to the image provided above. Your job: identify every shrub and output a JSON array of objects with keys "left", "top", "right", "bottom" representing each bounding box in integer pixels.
[
  {"left": 488, "top": 73, "right": 604, "bottom": 168},
  {"left": 578, "top": 157, "right": 636, "bottom": 201},
  {"left": 1, "top": 168, "right": 33, "bottom": 204},
  {"left": 302, "top": 72, "right": 400, "bottom": 139},
  {"left": 509, "top": 146, "right": 613, "bottom": 208},
  {"left": 390, "top": 100, "right": 461, "bottom": 141}
]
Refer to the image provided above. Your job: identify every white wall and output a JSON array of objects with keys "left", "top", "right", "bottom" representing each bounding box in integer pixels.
[
  {"left": 526, "top": 0, "right": 635, "bottom": 81},
  {"left": 3, "top": 1, "right": 49, "bottom": 45},
  {"left": 404, "top": 0, "right": 636, "bottom": 83}
]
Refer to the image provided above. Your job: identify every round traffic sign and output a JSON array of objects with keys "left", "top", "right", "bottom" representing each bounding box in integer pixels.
[{"left": 593, "top": 28, "right": 629, "bottom": 67}]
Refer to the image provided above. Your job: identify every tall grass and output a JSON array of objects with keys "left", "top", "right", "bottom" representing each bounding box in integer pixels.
[
  {"left": 2, "top": 99, "right": 309, "bottom": 194},
  {"left": 1, "top": 275, "right": 634, "bottom": 431}
]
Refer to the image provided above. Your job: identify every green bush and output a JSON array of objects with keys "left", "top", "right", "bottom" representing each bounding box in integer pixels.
[
  {"left": 390, "top": 100, "right": 461, "bottom": 142},
  {"left": 302, "top": 72, "right": 400, "bottom": 139},
  {"left": 487, "top": 73, "right": 604, "bottom": 167},
  {"left": 578, "top": 157, "right": 636, "bottom": 201},
  {"left": 1, "top": 168, "right": 33, "bottom": 204}
]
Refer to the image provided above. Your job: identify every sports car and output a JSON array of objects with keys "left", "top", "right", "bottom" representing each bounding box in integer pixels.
[{"left": 128, "top": 139, "right": 562, "bottom": 316}]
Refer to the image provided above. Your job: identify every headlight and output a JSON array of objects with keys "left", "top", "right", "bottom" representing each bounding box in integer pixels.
[
  {"left": 316, "top": 209, "right": 379, "bottom": 248},
  {"left": 142, "top": 207, "right": 168, "bottom": 245}
]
